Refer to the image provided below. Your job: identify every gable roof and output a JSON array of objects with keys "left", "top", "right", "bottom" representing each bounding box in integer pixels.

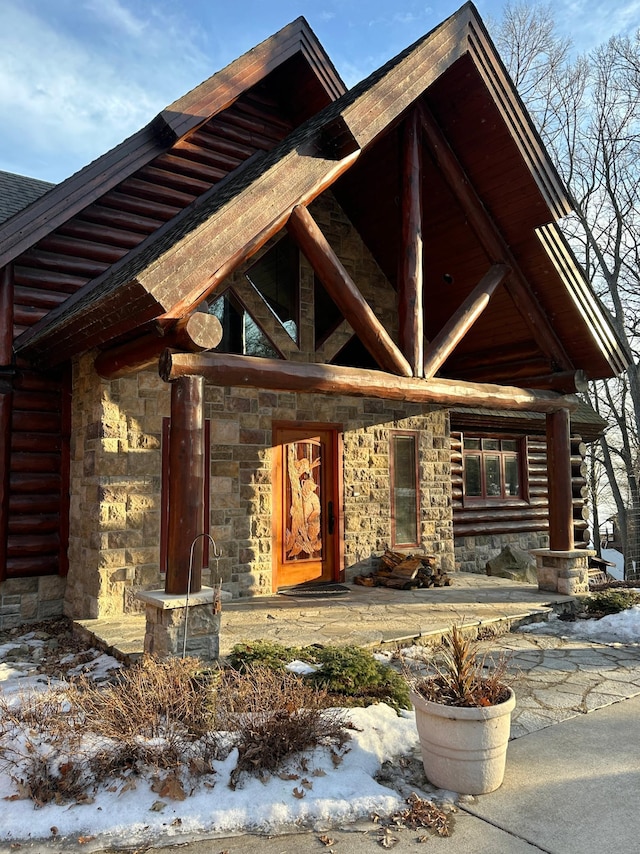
[
  {"left": 0, "top": 171, "right": 55, "bottom": 224},
  {"left": 9, "top": 3, "right": 629, "bottom": 386}
]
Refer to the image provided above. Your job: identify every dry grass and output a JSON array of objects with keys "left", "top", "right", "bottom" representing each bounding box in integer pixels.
[
  {"left": 0, "top": 654, "right": 351, "bottom": 804},
  {"left": 411, "top": 626, "right": 511, "bottom": 708},
  {"left": 217, "top": 665, "right": 350, "bottom": 789}
]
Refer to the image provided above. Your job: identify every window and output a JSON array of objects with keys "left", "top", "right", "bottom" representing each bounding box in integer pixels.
[
  {"left": 391, "top": 432, "right": 420, "bottom": 547},
  {"left": 462, "top": 436, "right": 525, "bottom": 502},
  {"left": 245, "top": 235, "right": 299, "bottom": 343},
  {"left": 209, "top": 291, "right": 280, "bottom": 358}
]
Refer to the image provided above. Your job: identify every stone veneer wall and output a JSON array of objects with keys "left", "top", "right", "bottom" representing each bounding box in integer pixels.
[
  {"left": 0, "top": 575, "right": 67, "bottom": 630},
  {"left": 66, "top": 356, "right": 171, "bottom": 619},
  {"left": 67, "top": 364, "right": 453, "bottom": 617},
  {"left": 454, "top": 530, "right": 549, "bottom": 575}
]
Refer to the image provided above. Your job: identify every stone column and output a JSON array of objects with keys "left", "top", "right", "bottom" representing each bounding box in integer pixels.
[
  {"left": 137, "top": 586, "right": 228, "bottom": 661},
  {"left": 530, "top": 548, "right": 594, "bottom": 596}
]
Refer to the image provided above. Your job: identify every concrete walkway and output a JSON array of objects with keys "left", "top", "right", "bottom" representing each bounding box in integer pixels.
[{"left": 75, "top": 573, "right": 574, "bottom": 659}]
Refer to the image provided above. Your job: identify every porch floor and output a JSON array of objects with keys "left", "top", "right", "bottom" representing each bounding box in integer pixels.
[{"left": 74, "top": 573, "right": 574, "bottom": 661}]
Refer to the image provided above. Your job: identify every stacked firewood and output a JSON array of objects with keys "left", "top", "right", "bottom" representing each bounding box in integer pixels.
[{"left": 354, "top": 549, "right": 451, "bottom": 589}]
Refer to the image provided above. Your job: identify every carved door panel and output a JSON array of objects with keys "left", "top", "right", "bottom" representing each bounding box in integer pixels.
[{"left": 273, "top": 426, "right": 339, "bottom": 589}]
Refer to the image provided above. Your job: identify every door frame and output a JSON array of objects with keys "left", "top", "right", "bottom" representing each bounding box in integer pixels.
[{"left": 271, "top": 420, "right": 344, "bottom": 591}]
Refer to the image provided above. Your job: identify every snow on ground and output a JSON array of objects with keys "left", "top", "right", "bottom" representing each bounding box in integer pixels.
[
  {"left": 0, "top": 629, "right": 418, "bottom": 849},
  {"left": 1, "top": 604, "right": 638, "bottom": 848},
  {"left": 523, "top": 603, "right": 640, "bottom": 645}
]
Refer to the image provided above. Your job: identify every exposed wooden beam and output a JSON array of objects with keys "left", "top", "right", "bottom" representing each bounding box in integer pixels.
[
  {"left": 94, "top": 311, "right": 222, "bottom": 379},
  {"left": 160, "top": 350, "right": 579, "bottom": 414},
  {"left": 287, "top": 204, "right": 412, "bottom": 377},
  {"left": 546, "top": 408, "right": 574, "bottom": 550},
  {"left": 399, "top": 109, "right": 424, "bottom": 376},
  {"left": 516, "top": 370, "right": 589, "bottom": 394},
  {"left": 158, "top": 151, "right": 362, "bottom": 321},
  {"left": 419, "top": 102, "right": 573, "bottom": 372},
  {"left": 423, "top": 264, "right": 509, "bottom": 380},
  {"left": 166, "top": 376, "right": 205, "bottom": 595}
]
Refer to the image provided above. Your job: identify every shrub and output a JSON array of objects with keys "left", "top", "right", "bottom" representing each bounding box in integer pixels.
[
  {"left": 226, "top": 639, "right": 305, "bottom": 671},
  {"left": 305, "top": 645, "right": 411, "bottom": 712},
  {"left": 215, "top": 665, "right": 349, "bottom": 789},
  {"left": 583, "top": 589, "right": 640, "bottom": 617}
]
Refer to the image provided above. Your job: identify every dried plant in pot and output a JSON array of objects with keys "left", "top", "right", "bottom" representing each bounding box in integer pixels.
[{"left": 409, "top": 626, "right": 515, "bottom": 795}]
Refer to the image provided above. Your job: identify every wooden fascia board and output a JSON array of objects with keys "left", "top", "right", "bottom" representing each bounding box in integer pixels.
[
  {"left": 135, "top": 148, "right": 362, "bottom": 312},
  {"left": 161, "top": 18, "right": 346, "bottom": 139},
  {"left": 536, "top": 223, "right": 631, "bottom": 376},
  {"left": 465, "top": 17, "right": 572, "bottom": 221}
]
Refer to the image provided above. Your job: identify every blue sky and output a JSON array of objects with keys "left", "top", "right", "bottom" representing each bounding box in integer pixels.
[{"left": 1, "top": 0, "right": 639, "bottom": 184}]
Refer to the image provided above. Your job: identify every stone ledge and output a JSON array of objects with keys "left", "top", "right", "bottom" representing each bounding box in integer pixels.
[{"left": 136, "top": 586, "right": 232, "bottom": 610}]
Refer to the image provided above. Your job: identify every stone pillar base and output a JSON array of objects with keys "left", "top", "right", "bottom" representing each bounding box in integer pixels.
[
  {"left": 136, "top": 587, "right": 228, "bottom": 661},
  {"left": 530, "top": 549, "right": 595, "bottom": 596}
]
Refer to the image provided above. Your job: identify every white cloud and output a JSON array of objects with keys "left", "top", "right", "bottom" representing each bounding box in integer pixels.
[
  {"left": 0, "top": 1, "right": 211, "bottom": 181},
  {"left": 84, "top": 0, "right": 148, "bottom": 37}
]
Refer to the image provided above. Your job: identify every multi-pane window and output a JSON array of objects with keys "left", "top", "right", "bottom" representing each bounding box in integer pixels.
[
  {"left": 463, "top": 437, "right": 523, "bottom": 501},
  {"left": 391, "top": 432, "right": 420, "bottom": 547}
]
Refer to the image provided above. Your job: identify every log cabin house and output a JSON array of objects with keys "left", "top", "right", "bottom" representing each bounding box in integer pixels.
[{"left": 0, "top": 3, "right": 629, "bottom": 627}]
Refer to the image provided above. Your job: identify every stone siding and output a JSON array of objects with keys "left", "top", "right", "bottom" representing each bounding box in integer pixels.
[
  {"left": 455, "top": 530, "right": 549, "bottom": 575},
  {"left": 0, "top": 575, "right": 67, "bottom": 630},
  {"left": 66, "top": 355, "right": 170, "bottom": 619}
]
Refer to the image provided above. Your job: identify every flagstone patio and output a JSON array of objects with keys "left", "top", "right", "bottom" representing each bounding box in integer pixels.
[{"left": 74, "top": 573, "right": 575, "bottom": 661}]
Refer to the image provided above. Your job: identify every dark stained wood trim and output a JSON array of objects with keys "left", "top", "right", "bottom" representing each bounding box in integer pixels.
[
  {"left": 0, "top": 265, "right": 14, "bottom": 364},
  {"left": 166, "top": 376, "right": 205, "bottom": 595},
  {"left": 399, "top": 110, "right": 424, "bottom": 376},
  {"left": 423, "top": 264, "right": 509, "bottom": 380},
  {"left": 546, "top": 408, "right": 574, "bottom": 550},
  {"left": 287, "top": 204, "right": 412, "bottom": 377},
  {"left": 161, "top": 350, "right": 579, "bottom": 414},
  {"left": 94, "top": 312, "right": 222, "bottom": 379},
  {"left": 0, "top": 265, "right": 14, "bottom": 583},
  {"left": 162, "top": 18, "right": 345, "bottom": 140},
  {"left": 58, "top": 368, "right": 72, "bottom": 577},
  {"left": 0, "top": 392, "right": 11, "bottom": 584},
  {"left": 418, "top": 102, "right": 574, "bottom": 372}
]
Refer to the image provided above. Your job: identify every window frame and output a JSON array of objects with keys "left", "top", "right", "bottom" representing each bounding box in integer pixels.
[
  {"left": 390, "top": 430, "right": 421, "bottom": 548},
  {"left": 461, "top": 433, "right": 529, "bottom": 507}
]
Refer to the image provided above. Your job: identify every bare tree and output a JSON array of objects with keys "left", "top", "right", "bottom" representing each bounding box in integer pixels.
[{"left": 494, "top": 4, "right": 640, "bottom": 575}]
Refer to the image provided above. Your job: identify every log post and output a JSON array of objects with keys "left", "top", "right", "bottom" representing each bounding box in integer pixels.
[
  {"left": 399, "top": 109, "right": 424, "bottom": 376},
  {"left": 546, "top": 408, "right": 574, "bottom": 551},
  {"left": 423, "top": 264, "right": 509, "bottom": 379},
  {"left": 287, "top": 205, "right": 412, "bottom": 377},
  {"left": 165, "top": 376, "right": 205, "bottom": 595},
  {"left": 0, "top": 264, "right": 14, "bottom": 583}
]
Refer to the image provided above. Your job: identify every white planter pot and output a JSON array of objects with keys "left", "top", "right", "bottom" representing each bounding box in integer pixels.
[{"left": 410, "top": 687, "right": 515, "bottom": 795}]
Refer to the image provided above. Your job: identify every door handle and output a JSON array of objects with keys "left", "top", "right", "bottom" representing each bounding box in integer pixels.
[{"left": 327, "top": 500, "right": 335, "bottom": 535}]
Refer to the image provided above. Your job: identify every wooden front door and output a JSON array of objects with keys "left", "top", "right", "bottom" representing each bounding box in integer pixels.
[{"left": 273, "top": 424, "right": 340, "bottom": 589}]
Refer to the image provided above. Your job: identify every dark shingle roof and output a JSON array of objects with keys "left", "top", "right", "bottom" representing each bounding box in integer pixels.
[{"left": 0, "top": 170, "right": 55, "bottom": 224}]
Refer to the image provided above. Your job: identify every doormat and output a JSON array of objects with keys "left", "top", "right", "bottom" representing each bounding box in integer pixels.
[{"left": 278, "top": 582, "right": 350, "bottom": 597}]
